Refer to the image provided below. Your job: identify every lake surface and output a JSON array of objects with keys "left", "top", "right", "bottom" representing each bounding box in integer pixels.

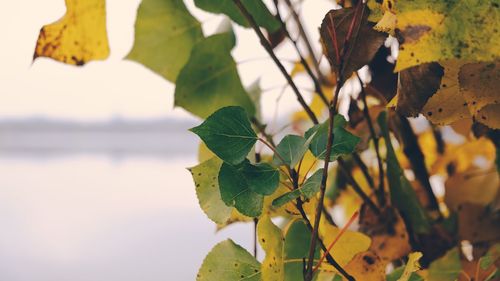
[{"left": 0, "top": 121, "right": 254, "bottom": 281}]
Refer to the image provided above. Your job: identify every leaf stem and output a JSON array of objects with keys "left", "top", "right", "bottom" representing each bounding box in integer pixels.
[{"left": 234, "top": 0, "right": 319, "bottom": 125}]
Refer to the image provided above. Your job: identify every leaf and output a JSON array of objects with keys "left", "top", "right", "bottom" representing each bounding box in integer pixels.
[
  {"left": 189, "top": 157, "right": 232, "bottom": 224},
  {"left": 421, "top": 60, "right": 469, "bottom": 125},
  {"left": 360, "top": 206, "right": 412, "bottom": 262},
  {"left": 444, "top": 168, "right": 499, "bottom": 211},
  {"left": 458, "top": 61, "right": 500, "bottom": 129},
  {"left": 194, "top": 0, "right": 280, "bottom": 32},
  {"left": 190, "top": 106, "right": 257, "bottom": 165},
  {"left": 272, "top": 169, "right": 324, "bottom": 207},
  {"left": 397, "top": 63, "right": 444, "bottom": 117},
  {"left": 397, "top": 252, "right": 423, "bottom": 281},
  {"left": 175, "top": 29, "right": 256, "bottom": 119},
  {"left": 257, "top": 215, "right": 284, "bottom": 281},
  {"left": 344, "top": 251, "right": 386, "bottom": 281},
  {"left": 457, "top": 203, "right": 500, "bottom": 244},
  {"left": 33, "top": 0, "right": 109, "bottom": 65},
  {"left": 427, "top": 248, "right": 461, "bottom": 281},
  {"left": 422, "top": 61, "right": 500, "bottom": 129},
  {"left": 377, "top": 112, "right": 430, "bottom": 234},
  {"left": 197, "top": 239, "right": 261, "bottom": 281},
  {"left": 319, "top": 7, "right": 386, "bottom": 79},
  {"left": 319, "top": 219, "right": 372, "bottom": 266},
  {"left": 241, "top": 162, "right": 279, "bottom": 196},
  {"left": 218, "top": 162, "right": 263, "bottom": 217},
  {"left": 127, "top": 0, "right": 203, "bottom": 82},
  {"left": 273, "top": 135, "right": 310, "bottom": 168},
  {"left": 395, "top": 1, "right": 500, "bottom": 71},
  {"left": 283, "top": 219, "right": 320, "bottom": 281},
  {"left": 305, "top": 116, "right": 360, "bottom": 162}
]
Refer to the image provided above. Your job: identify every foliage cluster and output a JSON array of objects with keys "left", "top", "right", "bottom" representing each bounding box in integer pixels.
[{"left": 33, "top": 0, "right": 500, "bottom": 280}]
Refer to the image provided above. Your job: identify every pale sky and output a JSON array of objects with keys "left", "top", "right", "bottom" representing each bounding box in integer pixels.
[{"left": 0, "top": 0, "right": 338, "bottom": 122}]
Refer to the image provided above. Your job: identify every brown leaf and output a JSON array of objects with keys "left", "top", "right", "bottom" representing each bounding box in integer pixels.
[
  {"left": 319, "top": 7, "right": 386, "bottom": 80},
  {"left": 457, "top": 203, "right": 500, "bottom": 243},
  {"left": 397, "top": 62, "right": 444, "bottom": 117}
]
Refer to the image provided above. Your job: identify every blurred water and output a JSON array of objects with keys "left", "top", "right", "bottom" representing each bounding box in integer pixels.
[{"left": 0, "top": 122, "right": 254, "bottom": 281}]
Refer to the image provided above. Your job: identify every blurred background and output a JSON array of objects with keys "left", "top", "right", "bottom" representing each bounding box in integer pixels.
[{"left": 0, "top": 0, "right": 339, "bottom": 280}]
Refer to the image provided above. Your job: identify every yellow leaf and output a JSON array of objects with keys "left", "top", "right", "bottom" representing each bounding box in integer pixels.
[
  {"left": 344, "top": 251, "right": 385, "bottom": 281},
  {"left": 257, "top": 215, "right": 284, "bottom": 281},
  {"left": 319, "top": 219, "right": 371, "bottom": 266},
  {"left": 398, "top": 252, "right": 423, "bottom": 281},
  {"left": 395, "top": 1, "right": 500, "bottom": 71},
  {"left": 34, "top": 0, "right": 109, "bottom": 65},
  {"left": 422, "top": 61, "right": 469, "bottom": 125},
  {"left": 374, "top": 11, "right": 396, "bottom": 35}
]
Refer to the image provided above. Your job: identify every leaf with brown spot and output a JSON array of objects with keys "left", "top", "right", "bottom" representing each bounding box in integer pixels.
[
  {"left": 34, "top": 0, "right": 109, "bottom": 65},
  {"left": 319, "top": 7, "right": 386, "bottom": 80},
  {"left": 397, "top": 63, "right": 444, "bottom": 117},
  {"left": 344, "top": 250, "right": 386, "bottom": 281},
  {"left": 459, "top": 61, "right": 500, "bottom": 129}
]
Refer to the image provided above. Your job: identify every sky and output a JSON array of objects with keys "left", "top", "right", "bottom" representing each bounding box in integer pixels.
[{"left": 0, "top": 0, "right": 339, "bottom": 122}]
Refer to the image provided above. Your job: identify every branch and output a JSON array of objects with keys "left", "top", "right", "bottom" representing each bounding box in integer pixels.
[
  {"left": 338, "top": 157, "right": 380, "bottom": 215},
  {"left": 395, "top": 114, "right": 441, "bottom": 214},
  {"left": 352, "top": 152, "right": 375, "bottom": 190},
  {"left": 356, "top": 74, "right": 386, "bottom": 206},
  {"left": 234, "top": 0, "right": 318, "bottom": 124},
  {"left": 272, "top": 1, "right": 328, "bottom": 105},
  {"left": 282, "top": 0, "right": 323, "bottom": 81}
]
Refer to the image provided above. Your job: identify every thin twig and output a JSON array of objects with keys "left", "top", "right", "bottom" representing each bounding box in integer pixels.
[
  {"left": 352, "top": 152, "right": 375, "bottom": 190},
  {"left": 338, "top": 157, "right": 380, "bottom": 215},
  {"left": 273, "top": 1, "right": 328, "bottom": 105},
  {"left": 356, "top": 74, "right": 386, "bottom": 206},
  {"left": 283, "top": 0, "right": 323, "bottom": 81},
  {"left": 234, "top": 0, "right": 318, "bottom": 124}
]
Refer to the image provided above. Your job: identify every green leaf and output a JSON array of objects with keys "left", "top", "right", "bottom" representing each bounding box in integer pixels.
[
  {"left": 194, "top": 0, "right": 280, "bottom": 32},
  {"left": 305, "top": 116, "right": 360, "bottom": 161},
  {"left": 189, "top": 157, "right": 232, "bottom": 224},
  {"left": 273, "top": 135, "right": 310, "bottom": 168},
  {"left": 175, "top": 29, "right": 256, "bottom": 119},
  {"left": 197, "top": 239, "right": 261, "bottom": 281},
  {"left": 377, "top": 111, "right": 430, "bottom": 234},
  {"left": 127, "top": 0, "right": 203, "bottom": 82},
  {"left": 427, "top": 248, "right": 461, "bottom": 281},
  {"left": 257, "top": 215, "right": 284, "bottom": 280},
  {"left": 272, "top": 169, "right": 324, "bottom": 207},
  {"left": 190, "top": 106, "right": 257, "bottom": 165},
  {"left": 241, "top": 162, "right": 279, "bottom": 196},
  {"left": 218, "top": 162, "right": 263, "bottom": 217},
  {"left": 284, "top": 220, "right": 320, "bottom": 281}
]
